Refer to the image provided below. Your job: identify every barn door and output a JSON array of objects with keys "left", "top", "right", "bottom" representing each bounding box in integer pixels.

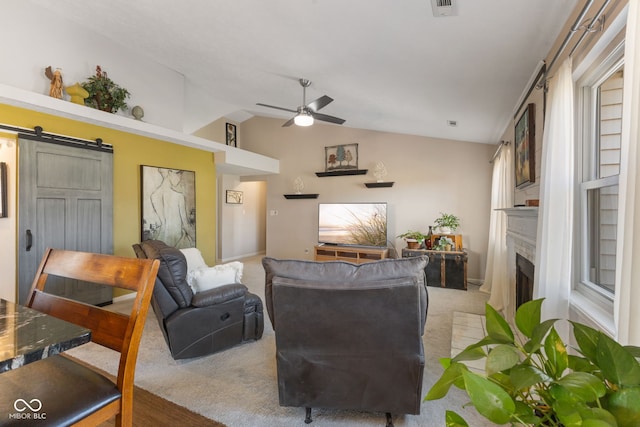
[{"left": 18, "top": 138, "right": 113, "bottom": 305}]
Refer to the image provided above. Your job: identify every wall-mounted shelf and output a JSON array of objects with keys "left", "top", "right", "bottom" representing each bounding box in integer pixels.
[
  {"left": 365, "top": 182, "right": 394, "bottom": 188},
  {"left": 283, "top": 194, "right": 319, "bottom": 199},
  {"left": 315, "top": 169, "right": 368, "bottom": 177}
]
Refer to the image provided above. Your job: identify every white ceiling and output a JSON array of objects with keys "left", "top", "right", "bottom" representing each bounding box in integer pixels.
[{"left": 28, "top": 0, "right": 578, "bottom": 144}]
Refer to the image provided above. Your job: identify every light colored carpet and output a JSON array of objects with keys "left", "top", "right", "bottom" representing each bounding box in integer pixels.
[{"left": 68, "top": 255, "right": 495, "bottom": 426}]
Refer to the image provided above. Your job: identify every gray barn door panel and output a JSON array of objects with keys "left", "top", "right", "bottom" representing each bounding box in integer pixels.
[{"left": 18, "top": 138, "right": 113, "bottom": 305}]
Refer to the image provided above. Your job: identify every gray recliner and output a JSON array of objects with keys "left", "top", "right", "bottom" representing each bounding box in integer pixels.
[
  {"left": 133, "top": 239, "right": 264, "bottom": 360},
  {"left": 262, "top": 256, "right": 429, "bottom": 426}
]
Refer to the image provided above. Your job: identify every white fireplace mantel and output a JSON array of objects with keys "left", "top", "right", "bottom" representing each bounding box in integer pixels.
[{"left": 498, "top": 207, "right": 539, "bottom": 319}]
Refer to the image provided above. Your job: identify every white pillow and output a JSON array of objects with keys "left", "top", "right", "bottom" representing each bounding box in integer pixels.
[
  {"left": 179, "top": 248, "right": 208, "bottom": 272},
  {"left": 190, "top": 262, "right": 244, "bottom": 293}
]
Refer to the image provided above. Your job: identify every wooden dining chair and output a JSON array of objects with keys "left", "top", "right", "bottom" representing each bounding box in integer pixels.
[{"left": 1, "top": 248, "right": 159, "bottom": 426}]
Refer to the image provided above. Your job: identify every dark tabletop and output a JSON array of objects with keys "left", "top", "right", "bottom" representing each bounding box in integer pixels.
[{"left": 0, "top": 299, "right": 91, "bottom": 373}]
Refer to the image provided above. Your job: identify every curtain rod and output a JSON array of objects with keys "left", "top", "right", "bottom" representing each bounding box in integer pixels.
[
  {"left": 537, "top": 0, "right": 610, "bottom": 90},
  {"left": 0, "top": 124, "right": 112, "bottom": 153},
  {"left": 489, "top": 140, "right": 510, "bottom": 164}
]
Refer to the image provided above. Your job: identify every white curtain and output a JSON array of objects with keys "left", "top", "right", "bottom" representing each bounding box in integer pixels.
[
  {"left": 534, "top": 57, "right": 574, "bottom": 331},
  {"left": 481, "top": 143, "right": 513, "bottom": 312},
  {"left": 615, "top": 0, "right": 640, "bottom": 345}
]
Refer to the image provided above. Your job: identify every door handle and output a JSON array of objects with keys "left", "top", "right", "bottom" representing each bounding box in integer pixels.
[{"left": 26, "top": 229, "right": 32, "bottom": 252}]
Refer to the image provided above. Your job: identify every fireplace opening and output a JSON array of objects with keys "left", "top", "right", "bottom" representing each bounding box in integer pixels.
[{"left": 516, "top": 253, "right": 534, "bottom": 309}]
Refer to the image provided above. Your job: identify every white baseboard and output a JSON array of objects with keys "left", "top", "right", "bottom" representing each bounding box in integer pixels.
[{"left": 218, "top": 250, "right": 265, "bottom": 264}]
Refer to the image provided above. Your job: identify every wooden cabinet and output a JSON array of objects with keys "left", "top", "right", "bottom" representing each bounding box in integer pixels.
[
  {"left": 315, "top": 245, "right": 388, "bottom": 264},
  {"left": 402, "top": 248, "right": 467, "bottom": 290}
]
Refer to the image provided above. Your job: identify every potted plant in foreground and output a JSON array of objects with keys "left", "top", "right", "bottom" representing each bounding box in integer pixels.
[
  {"left": 397, "top": 230, "right": 427, "bottom": 249},
  {"left": 425, "top": 298, "right": 640, "bottom": 426},
  {"left": 434, "top": 212, "right": 460, "bottom": 234}
]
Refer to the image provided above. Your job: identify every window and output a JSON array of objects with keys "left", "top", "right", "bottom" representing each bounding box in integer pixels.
[{"left": 579, "top": 57, "right": 624, "bottom": 301}]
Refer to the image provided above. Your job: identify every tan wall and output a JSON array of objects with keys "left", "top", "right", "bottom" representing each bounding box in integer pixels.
[{"left": 241, "top": 116, "right": 495, "bottom": 281}]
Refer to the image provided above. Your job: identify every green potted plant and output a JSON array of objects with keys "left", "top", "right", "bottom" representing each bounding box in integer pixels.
[
  {"left": 81, "top": 65, "right": 130, "bottom": 113},
  {"left": 434, "top": 235, "right": 454, "bottom": 251},
  {"left": 397, "top": 230, "right": 427, "bottom": 249},
  {"left": 434, "top": 212, "right": 460, "bottom": 234},
  {"left": 425, "top": 298, "right": 640, "bottom": 426}
]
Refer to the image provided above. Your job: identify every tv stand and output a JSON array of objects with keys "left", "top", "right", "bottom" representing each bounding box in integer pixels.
[{"left": 314, "top": 245, "right": 388, "bottom": 264}]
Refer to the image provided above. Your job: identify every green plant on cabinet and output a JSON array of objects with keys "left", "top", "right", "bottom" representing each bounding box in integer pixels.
[
  {"left": 425, "top": 298, "right": 640, "bottom": 427},
  {"left": 433, "top": 212, "right": 460, "bottom": 234},
  {"left": 397, "top": 230, "right": 427, "bottom": 243}
]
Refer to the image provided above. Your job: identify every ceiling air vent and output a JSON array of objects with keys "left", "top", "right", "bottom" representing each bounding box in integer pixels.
[{"left": 431, "top": 0, "right": 458, "bottom": 17}]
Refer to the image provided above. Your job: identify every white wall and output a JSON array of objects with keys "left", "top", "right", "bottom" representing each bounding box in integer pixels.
[
  {"left": 0, "top": 136, "right": 17, "bottom": 302},
  {"left": 1, "top": 2, "right": 188, "bottom": 131},
  {"left": 217, "top": 175, "right": 267, "bottom": 262},
  {"left": 241, "top": 116, "right": 495, "bottom": 281}
]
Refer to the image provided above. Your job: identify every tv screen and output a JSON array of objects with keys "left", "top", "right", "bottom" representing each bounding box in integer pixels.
[{"left": 318, "top": 203, "right": 387, "bottom": 247}]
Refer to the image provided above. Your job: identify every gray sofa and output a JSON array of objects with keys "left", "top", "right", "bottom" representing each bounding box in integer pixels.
[
  {"left": 133, "top": 240, "right": 264, "bottom": 359},
  {"left": 262, "top": 256, "right": 429, "bottom": 426}
]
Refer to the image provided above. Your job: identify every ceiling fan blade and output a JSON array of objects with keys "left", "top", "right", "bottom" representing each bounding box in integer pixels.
[
  {"left": 311, "top": 112, "right": 346, "bottom": 125},
  {"left": 282, "top": 117, "right": 296, "bottom": 127},
  {"left": 256, "top": 103, "right": 298, "bottom": 114},
  {"left": 307, "top": 95, "right": 333, "bottom": 112}
]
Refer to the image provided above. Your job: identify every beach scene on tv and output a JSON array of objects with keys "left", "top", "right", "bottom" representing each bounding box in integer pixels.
[{"left": 318, "top": 203, "right": 387, "bottom": 247}]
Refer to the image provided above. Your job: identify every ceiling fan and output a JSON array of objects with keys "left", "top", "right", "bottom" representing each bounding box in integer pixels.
[{"left": 257, "top": 79, "right": 346, "bottom": 127}]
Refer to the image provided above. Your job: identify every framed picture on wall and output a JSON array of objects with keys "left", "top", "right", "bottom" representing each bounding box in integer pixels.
[
  {"left": 515, "top": 103, "right": 535, "bottom": 189},
  {"left": 324, "top": 143, "right": 358, "bottom": 172},
  {"left": 226, "top": 190, "right": 243, "bottom": 204},
  {"left": 226, "top": 123, "right": 237, "bottom": 147},
  {"left": 140, "top": 165, "right": 196, "bottom": 248},
  {"left": 0, "top": 162, "right": 7, "bottom": 218}
]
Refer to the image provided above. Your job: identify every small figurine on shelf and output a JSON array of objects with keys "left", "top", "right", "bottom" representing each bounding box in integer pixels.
[
  {"left": 372, "top": 161, "right": 388, "bottom": 183},
  {"left": 44, "top": 66, "right": 64, "bottom": 99},
  {"left": 293, "top": 177, "right": 304, "bottom": 194}
]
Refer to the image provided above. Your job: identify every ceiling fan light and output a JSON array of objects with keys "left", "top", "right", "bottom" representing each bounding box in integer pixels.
[{"left": 294, "top": 112, "right": 314, "bottom": 126}]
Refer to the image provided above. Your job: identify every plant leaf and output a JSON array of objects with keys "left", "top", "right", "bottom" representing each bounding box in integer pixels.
[
  {"left": 544, "top": 326, "right": 568, "bottom": 378},
  {"left": 604, "top": 387, "right": 640, "bottom": 427},
  {"left": 515, "top": 298, "right": 543, "bottom": 338},
  {"left": 485, "top": 303, "right": 514, "bottom": 344},
  {"left": 445, "top": 410, "right": 469, "bottom": 427},
  {"left": 486, "top": 344, "right": 521, "bottom": 376},
  {"left": 462, "top": 370, "right": 515, "bottom": 424},
  {"left": 554, "top": 372, "right": 607, "bottom": 402},
  {"left": 623, "top": 345, "right": 640, "bottom": 358},
  {"left": 571, "top": 321, "right": 601, "bottom": 363},
  {"left": 452, "top": 346, "right": 486, "bottom": 363},
  {"left": 597, "top": 333, "right": 640, "bottom": 386},
  {"left": 524, "top": 318, "right": 557, "bottom": 353},
  {"left": 555, "top": 401, "right": 617, "bottom": 427},
  {"left": 425, "top": 362, "right": 466, "bottom": 401},
  {"left": 510, "top": 364, "right": 552, "bottom": 390},
  {"left": 568, "top": 354, "right": 597, "bottom": 374}
]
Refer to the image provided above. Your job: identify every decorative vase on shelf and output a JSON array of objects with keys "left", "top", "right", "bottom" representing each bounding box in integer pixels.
[{"left": 66, "top": 83, "right": 89, "bottom": 105}]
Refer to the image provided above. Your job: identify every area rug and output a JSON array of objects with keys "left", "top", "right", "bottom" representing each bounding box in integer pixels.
[{"left": 68, "top": 255, "right": 494, "bottom": 426}]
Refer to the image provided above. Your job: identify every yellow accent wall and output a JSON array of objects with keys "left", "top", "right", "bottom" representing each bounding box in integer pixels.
[{"left": 1, "top": 104, "right": 217, "bottom": 288}]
